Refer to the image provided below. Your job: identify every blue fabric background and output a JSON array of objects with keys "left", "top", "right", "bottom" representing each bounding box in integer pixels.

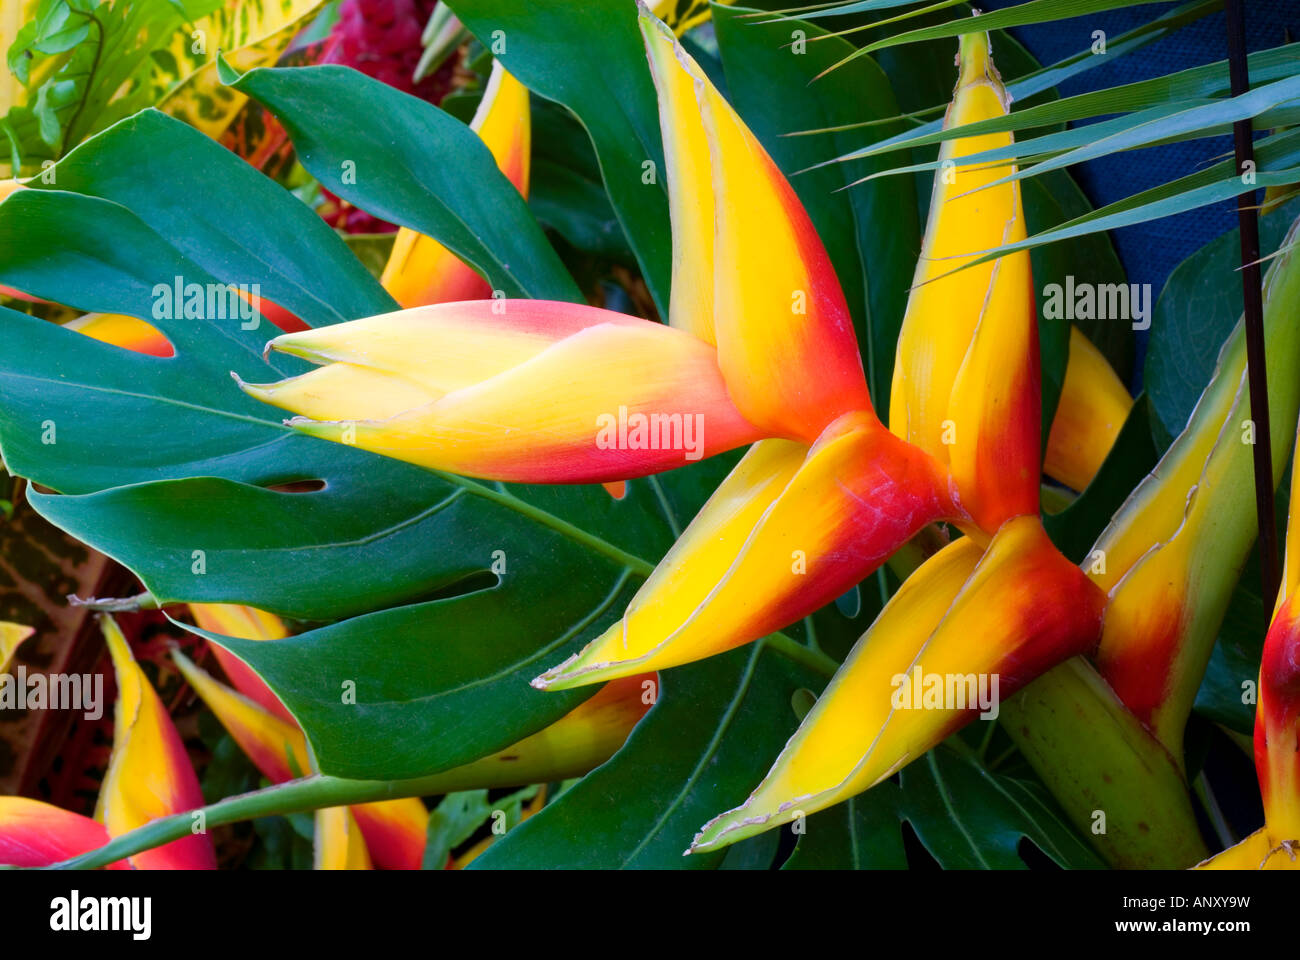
[{"left": 983, "top": 0, "right": 1298, "bottom": 297}]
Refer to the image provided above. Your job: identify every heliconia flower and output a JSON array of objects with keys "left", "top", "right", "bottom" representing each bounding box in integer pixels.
[
  {"left": 1090, "top": 216, "right": 1300, "bottom": 758},
  {"left": 97, "top": 615, "right": 216, "bottom": 869},
  {"left": 1198, "top": 420, "right": 1300, "bottom": 870},
  {"left": 1043, "top": 326, "right": 1133, "bottom": 492},
  {"left": 381, "top": 60, "right": 531, "bottom": 307},
  {"left": 0, "top": 621, "right": 34, "bottom": 672},
  {"left": 889, "top": 31, "right": 1039, "bottom": 535},
  {"left": 643, "top": 12, "right": 870, "bottom": 443},
  {"left": 532, "top": 14, "right": 967, "bottom": 688},
  {"left": 534, "top": 419, "right": 956, "bottom": 689},
  {"left": 240, "top": 300, "right": 766, "bottom": 483},
  {"left": 314, "top": 806, "right": 372, "bottom": 870},
  {"left": 171, "top": 647, "right": 429, "bottom": 869},
  {"left": 244, "top": 16, "right": 1051, "bottom": 693},
  {"left": 689, "top": 516, "right": 1107, "bottom": 852},
  {"left": 535, "top": 22, "right": 1042, "bottom": 690},
  {"left": 0, "top": 797, "right": 129, "bottom": 869}
]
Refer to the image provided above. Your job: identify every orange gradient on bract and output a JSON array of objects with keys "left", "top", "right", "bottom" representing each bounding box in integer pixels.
[
  {"left": 65, "top": 313, "right": 174, "bottom": 357},
  {"left": 172, "top": 649, "right": 310, "bottom": 785}
]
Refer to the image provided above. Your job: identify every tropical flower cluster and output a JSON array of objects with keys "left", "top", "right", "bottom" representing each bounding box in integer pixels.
[{"left": 0, "top": 0, "right": 1296, "bottom": 872}]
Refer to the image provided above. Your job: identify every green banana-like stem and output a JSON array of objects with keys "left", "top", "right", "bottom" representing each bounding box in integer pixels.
[{"left": 1001, "top": 658, "right": 1210, "bottom": 869}]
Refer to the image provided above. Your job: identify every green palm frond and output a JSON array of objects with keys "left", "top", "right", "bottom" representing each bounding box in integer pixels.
[{"left": 770, "top": 0, "right": 1298, "bottom": 271}]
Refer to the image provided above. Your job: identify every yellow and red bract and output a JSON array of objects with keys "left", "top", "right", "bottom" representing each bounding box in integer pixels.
[
  {"left": 691, "top": 515, "right": 1107, "bottom": 851},
  {"left": 381, "top": 60, "right": 531, "bottom": 308},
  {"left": 243, "top": 300, "right": 765, "bottom": 482},
  {"left": 0, "top": 618, "right": 215, "bottom": 869},
  {"left": 0, "top": 797, "right": 130, "bottom": 869},
  {"left": 1092, "top": 216, "right": 1300, "bottom": 760},
  {"left": 534, "top": 415, "right": 956, "bottom": 689},
  {"left": 889, "top": 32, "right": 1039, "bottom": 535},
  {"left": 97, "top": 616, "right": 216, "bottom": 870}
]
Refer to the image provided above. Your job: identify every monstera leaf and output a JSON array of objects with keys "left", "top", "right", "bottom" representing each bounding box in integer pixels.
[{"left": 0, "top": 99, "right": 693, "bottom": 780}]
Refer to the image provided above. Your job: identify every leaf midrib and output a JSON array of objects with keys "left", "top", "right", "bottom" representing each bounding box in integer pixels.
[
  {"left": 619, "top": 644, "right": 764, "bottom": 867},
  {"left": 928, "top": 751, "right": 992, "bottom": 868}
]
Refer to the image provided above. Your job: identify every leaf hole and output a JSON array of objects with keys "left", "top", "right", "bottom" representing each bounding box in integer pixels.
[{"left": 264, "top": 478, "right": 327, "bottom": 493}]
